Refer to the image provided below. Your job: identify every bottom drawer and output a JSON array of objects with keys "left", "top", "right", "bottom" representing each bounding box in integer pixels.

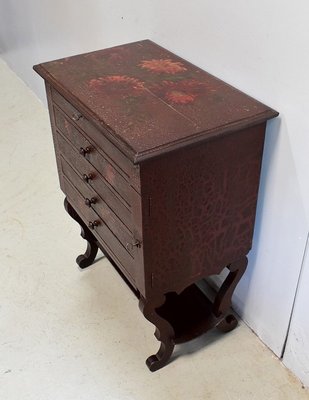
[{"left": 63, "top": 177, "right": 137, "bottom": 287}]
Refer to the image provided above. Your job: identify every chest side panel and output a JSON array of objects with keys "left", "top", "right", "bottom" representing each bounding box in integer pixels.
[{"left": 140, "top": 124, "right": 266, "bottom": 295}]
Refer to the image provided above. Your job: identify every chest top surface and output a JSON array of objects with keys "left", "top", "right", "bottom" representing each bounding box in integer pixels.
[{"left": 34, "top": 39, "right": 278, "bottom": 163}]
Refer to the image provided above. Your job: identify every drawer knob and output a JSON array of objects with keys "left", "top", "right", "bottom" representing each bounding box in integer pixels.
[
  {"left": 85, "top": 197, "right": 97, "bottom": 207},
  {"left": 88, "top": 220, "right": 99, "bottom": 230},
  {"left": 82, "top": 173, "right": 93, "bottom": 183},
  {"left": 125, "top": 240, "right": 141, "bottom": 251},
  {"left": 79, "top": 146, "right": 91, "bottom": 157},
  {"left": 72, "top": 112, "right": 83, "bottom": 121}
]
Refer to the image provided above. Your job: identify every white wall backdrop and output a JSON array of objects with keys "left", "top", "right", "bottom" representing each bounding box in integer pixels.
[
  {"left": 1, "top": 0, "right": 309, "bottom": 386},
  {"left": 284, "top": 235, "right": 309, "bottom": 386},
  {"left": 0, "top": 0, "right": 154, "bottom": 100}
]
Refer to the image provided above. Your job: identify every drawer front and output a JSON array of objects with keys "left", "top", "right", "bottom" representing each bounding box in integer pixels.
[
  {"left": 57, "top": 132, "right": 133, "bottom": 230},
  {"left": 54, "top": 107, "right": 132, "bottom": 205},
  {"left": 61, "top": 156, "right": 135, "bottom": 256},
  {"left": 63, "top": 176, "right": 137, "bottom": 286},
  {"left": 51, "top": 88, "right": 137, "bottom": 181}
]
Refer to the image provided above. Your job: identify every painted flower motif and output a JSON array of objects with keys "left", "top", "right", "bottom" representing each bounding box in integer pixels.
[
  {"left": 152, "top": 79, "right": 207, "bottom": 105},
  {"left": 139, "top": 59, "right": 187, "bottom": 74},
  {"left": 165, "top": 91, "right": 197, "bottom": 104},
  {"left": 88, "top": 75, "right": 144, "bottom": 97}
]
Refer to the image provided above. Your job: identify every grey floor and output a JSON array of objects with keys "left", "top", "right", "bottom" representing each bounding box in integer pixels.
[{"left": 1, "top": 58, "right": 308, "bottom": 400}]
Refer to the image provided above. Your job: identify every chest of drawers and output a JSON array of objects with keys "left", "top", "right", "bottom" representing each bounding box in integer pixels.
[{"left": 34, "top": 40, "right": 278, "bottom": 371}]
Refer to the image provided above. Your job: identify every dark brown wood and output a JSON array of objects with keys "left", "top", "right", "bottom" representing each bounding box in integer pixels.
[
  {"left": 63, "top": 177, "right": 137, "bottom": 278},
  {"left": 54, "top": 107, "right": 133, "bottom": 204},
  {"left": 216, "top": 314, "right": 238, "bottom": 333},
  {"left": 51, "top": 87, "right": 137, "bottom": 182},
  {"left": 139, "top": 294, "right": 175, "bottom": 372},
  {"left": 213, "top": 256, "right": 248, "bottom": 317},
  {"left": 57, "top": 131, "right": 133, "bottom": 229},
  {"left": 60, "top": 157, "right": 133, "bottom": 245},
  {"left": 64, "top": 197, "right": 98, "bottom": 269},
  {"left": 139, "top": 124, "right": 266, "bottom": 297},
  {"left": 34, "top": 40, "right": 279, "bottom": 372}
]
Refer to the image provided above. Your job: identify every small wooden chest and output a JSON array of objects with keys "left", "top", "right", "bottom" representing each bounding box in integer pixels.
[{"left": 34, "top": 40, "right": 278, "bottom": 371}]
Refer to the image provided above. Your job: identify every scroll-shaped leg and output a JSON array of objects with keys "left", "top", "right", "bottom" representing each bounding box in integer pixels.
[
  {"left": 139, "top": 294, "right": 175, "bottom": 372},
  {"left": 213, "top": 256, "right": 248, "bottom": 332},
  {"left": 64, "top": 197, "right": 98, "bottom": 269}
]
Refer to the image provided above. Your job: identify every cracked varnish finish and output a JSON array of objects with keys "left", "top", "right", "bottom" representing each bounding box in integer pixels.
[{"left": 140, "top": 123, "right": 266, "bottom": 294}]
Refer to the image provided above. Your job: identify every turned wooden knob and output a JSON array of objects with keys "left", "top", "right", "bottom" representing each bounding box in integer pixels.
[
  {"left": 88, "top": 220, "right": 99, "bottom": 230},
  {"left": 72, "top": 112, "right": 83, "bottom": 121},
  {"left": 82, "top": 173, "right": 93, "bottom": 183},
  {"left": 85, "top": 197, "right": 97, "bottom": 207},
  {"left": 79, "top": 146, "right": 91, "bottom": 156}
]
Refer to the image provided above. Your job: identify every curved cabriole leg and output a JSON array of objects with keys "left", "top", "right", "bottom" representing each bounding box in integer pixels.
[
  {"left": 76, "top": 241, "right": 98, "bottom": 269},
  {"left": 139, "top": 294, "right": 175, "bottom": 372},
  {"left": 64, "top": 197, "right": 98, "bottom": 269},
  {"left": 213, "top": 256, "right": 248, "bottom": 332}
]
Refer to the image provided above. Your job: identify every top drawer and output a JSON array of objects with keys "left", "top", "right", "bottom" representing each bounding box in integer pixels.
[
  {"left": 54, "top": 108, "right": 132, "bottom": 205},
  {"left": 51, "top": 88, "right": 139, "bottom": 186}
]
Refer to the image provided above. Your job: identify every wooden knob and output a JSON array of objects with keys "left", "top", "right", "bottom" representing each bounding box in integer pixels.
[
  {"left": 82, "top": 173, "right": 93, "bottom": 183},
  {"left": 85, "top": 197, "right": 97, "bottom": 207},
  {"left": 72, "top": 112, "right": 83, "bottom": 121},
  {"left": 125, "top": 240, "right": 141, "bottom": 251},
  {"left": 88, "top": 220, "right": 99, "bottom": 230},
  {"left": 79, "top": 146, "right": 91, "bottom": 157},
  {"left": 125, "top": 242, "right": 133, "bottom": 252}
]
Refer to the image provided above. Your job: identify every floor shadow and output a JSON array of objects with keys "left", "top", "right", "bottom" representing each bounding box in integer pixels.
[{"left": 171, "top": 316, "right": 240, "bottom": 362}]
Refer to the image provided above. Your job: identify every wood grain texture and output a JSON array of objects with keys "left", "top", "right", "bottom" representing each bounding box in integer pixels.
[{"left": 64, "top": 197, "right": 98, "bottom": 269}]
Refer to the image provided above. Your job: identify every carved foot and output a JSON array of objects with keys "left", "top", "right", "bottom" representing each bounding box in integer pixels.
[
  {"left": 216, "top": 314, "right": 238, "bottom": 333},
  {"left": 64, "top": 197, "right": 99, "bottom": 268},
  {"left": 76, "top": 241, "right": 98, "bottom": 269},
  {"left": 139, "top": 295, "right": 175, "bottom": 372}
]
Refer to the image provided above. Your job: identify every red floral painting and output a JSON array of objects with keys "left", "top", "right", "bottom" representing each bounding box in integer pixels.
[
  {"left": 38, "top": 40, "right": 271, "bottom": 155},
  {"left": 86, "top": 54, "right": 209, "bottom": 107},
  {"left": 89, "top": 75, "right": 144, "bottom": 97},
  {"left": 139, "top": 59, "right": 187, "bottom": 74},
  {"left": 151, "top": 80, "right": 208, "bottom": 105}
]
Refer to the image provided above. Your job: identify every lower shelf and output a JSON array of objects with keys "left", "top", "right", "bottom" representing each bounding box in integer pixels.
[{"left": 156, "top": 283, "right": 218, "bottom": 344}]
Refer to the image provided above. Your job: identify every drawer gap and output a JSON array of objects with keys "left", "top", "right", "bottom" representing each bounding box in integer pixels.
[
  {"left": 66, "top": 194, "right": 136, "bottom": 286},
  {"left": 60, "top": 154, "right": 133, "bottom": 234},
  {"left": 63, "top": 175, "right": 134, "bottom": 258},
  {"left": 57, "top": 130, "right": 131, "bottom": 210},
  {"left": 54, "top": 104, "right": 130, "bottom": 180}
]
